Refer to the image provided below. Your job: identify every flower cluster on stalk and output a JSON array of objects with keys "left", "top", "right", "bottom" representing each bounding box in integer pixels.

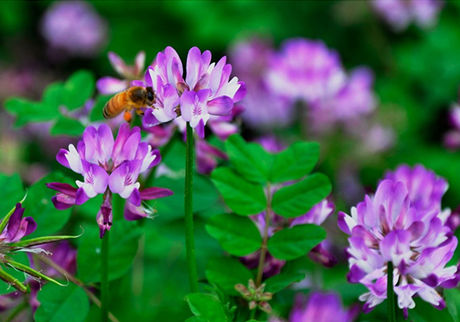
[
  {"left": 338, "top": 164, "right": 458, "bottom": 315},
  {"left": 47, "top": 123, "right": 173, "bottom": 238}
]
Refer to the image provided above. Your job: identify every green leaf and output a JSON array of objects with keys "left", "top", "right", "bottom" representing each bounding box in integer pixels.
[
  {"left": 186, "top": 293, "right": 228, "bottom": 322},
  {"left": 0, "top": 173, "right": 24, "bottom": 219},
  {"left": 225, "top": 134, "right": 272, "bottom": 184},
  {"left": 35, "top": 284, "right": 89, "bottom": 322},
  {"left": 205, "top": 257, "right": 253, "bottom": 295},
  {"left": 264, "top": 266, "right": 306, "bottom": 293},
  {"left": 270, "top": 142, "right": 319, "bottom": 183},
  {"left": 42, "top": 82, "right": 64, "bottom": 112},
  {"left": 4, "top": 98, "right": 49, "bottom": 126},
  {"left": 62, "top": 70, "right": 95, "bottom": 110},
  {"left": 267, "top": 224, "right": 326, "bottom": 260},
  {"left": 211, "top": 167, "right": 266, "bottom": 216},
  {"left": 272, "top": 173, "right": 331, "bottom": 218},
  {"left": 445, "top": 288, "right": 460, "bottom": 322},
  {"left": 24, "top": 172, "right": 72, "bottom": 237},
  {"left": 89, "top": 94, "right": 112, "bottom": 122},
  {"left": 50, "top": 116, "right": 85, "bottom": 136},
  {"left": 77, "top": 222, "right": 141, "bottom": 283},
  {"left": 206, "top": 214, "right": 261, "bottom": 256}
]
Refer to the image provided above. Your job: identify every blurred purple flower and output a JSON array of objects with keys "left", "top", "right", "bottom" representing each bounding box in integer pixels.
[
  {"left": 97, "top": 51, "right": 146, "bottom": 95},
  {"left": 338, "top": 175, "right": 458, "bottom": 313},
  {"left": 372, "top": 0, "right": 443, "bottom": 31},
  {"left": 41, "top": 1, "right": 107, "bottom": 57},
  {"left": 288, "top": 292, "right": 357, "bottom": 322},
  {"left": 267, "top": 39, "right": 346, "bottom": 104},
  {"left": 142, "top": 46, "right": 245, "bottom": 138},
  {"left": 230, "top": 38, "right": 295, "bottom": 130},
  {"left": 310, "top": 67, "right": 376, "bottom": 126},
  {"left": 47, "top": 123, "right": 173, "bottom": 237}
]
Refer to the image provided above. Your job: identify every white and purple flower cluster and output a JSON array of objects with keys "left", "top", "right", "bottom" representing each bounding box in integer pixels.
[
  {"left": 47, "top": 123, "right": 173, "bottom": 237},
  {"left": 230, "top": 37, "right": 376, "bottom": 131},
  {"left": 338, "top": 164, "right": 458, "bottom": 315},
  {"left": 372, "top": 0, "right": 443, "bottom": 31},
  {"left": 140, "top": 46, "right": 246, "bottom": 139}
]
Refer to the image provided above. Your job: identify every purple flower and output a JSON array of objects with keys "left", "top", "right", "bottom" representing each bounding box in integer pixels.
[
  {"left": 372, "top": 0, "right": 443, "bottom": 31},
  {"left": 97, "top": 51, "right": 146, "bottom": 95},
  {"left": 338, "top": 174, "right": 458, "bottom": 313},
  {"left": 384, "top": 164, "right": 449, "bottom": 220},
  {"left": 47, "top": 123, "right": 173, "bottom": 237},
  {"left": 288, "top": 292, "right": 357, "bottom": 322},
  {"left": 229, "top": 38, "right": 295, "bottom": 130},
  {"left": 195, "top": 139, "right": 227, "bottom": 174},
  {"left": 142, "top": 46, "right": 245, "bottom": 138},
  {"left": 40, "top": 1, "right": 107, "bottom": 57},
  {"left": 309, "top": 68, "right": 376, "bottom": 127},
  {"left": 266, "top": 39, "right": 346, "bottom": 104},
  {"left": 0, "top": 204, "right": 36, "bottom": 245}
]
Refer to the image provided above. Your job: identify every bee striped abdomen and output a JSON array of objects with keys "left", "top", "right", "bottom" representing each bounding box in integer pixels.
[{"left": 103, "top": 91, "right": 129, "bottom": 119}]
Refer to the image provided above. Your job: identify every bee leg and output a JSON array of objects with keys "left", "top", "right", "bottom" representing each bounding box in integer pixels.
[
  {"left": 123, "top": 110, "right": 132, "bottom": 122},
  {"left": 135, "top": 107, "right": 145, "bottom": 116}
]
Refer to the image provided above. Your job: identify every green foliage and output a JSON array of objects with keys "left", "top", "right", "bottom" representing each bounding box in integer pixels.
[
  {"left": 205, "top": 214, "right": 262, "bottom": 256},
  {"left": 77, "top": 222, "right": 141, "bottom": 283},
  {"left": 225, "top": 134, "right": 273, "bottom": 184},
  {"left": 211, "top": 167, "right": 267, "bottom": 215},
  {"left": 445, "top": 289, "right": 460, "bottom": 322},
  {"left": 270, "top": 142, "right": 320, "bottom": 183},
  {"left": 24, "top": 172, "right": 72, "bottom": 237},
  {"left": 271, "top": 173, "right": 331, "bottom": 218},
  {"left": 4, "top": 71, "right": 96, "bottom": 136},
  {"left": 185, "top": 293, "right": 229, "bottom": 322},
  {"left": 205, "top": 257, "right": 253, "bottom": 295},
  {"left": 0, "top": 173, "right": 24, "bottom": 219},
  {"left": 267, "top": 224, "right": 326, "bottom": 260},
  {"left": 35, "top": 284, "right": 89, "bottom": 322}
]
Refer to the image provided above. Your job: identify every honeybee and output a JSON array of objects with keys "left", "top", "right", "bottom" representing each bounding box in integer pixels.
[{"left": 103, "top": 86, "right": 155, "bottom": 122}]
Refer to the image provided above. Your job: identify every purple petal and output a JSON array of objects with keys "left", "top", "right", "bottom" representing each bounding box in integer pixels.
[
  {"left": 196, "top": 118, "right": 205, "bottom": 139},
  {"left": 96, "top": 77, "right": 128, "bottom": 95},
  {"left": 129, "top": 188, "right": 141, "bottom": 207},
  {"left": 108, "top": 51, "right": 127, "bottom": 75},
  {"left": 75, "top": 188, "right": 89, "bottom": 205},
  {"left": 124, "top": 201, "right": 148, "bottom": 221},
  {"left": 207, "top": 96, "right": 233, "bottom": 116},
  {"left": 5, "top": 203, "right": 25, "bottom": 240},
  {"left": 140, "top": 187, "right": 174, "bottom": 200},
  {"left": 233, "top": 81, "right": 247, "bottom": 102},
  {"left": 180, "top": 90, "right": 196, "bottom": 122},
  {"left": 46, "top": 182, "right": 77, "bottom": 195}
]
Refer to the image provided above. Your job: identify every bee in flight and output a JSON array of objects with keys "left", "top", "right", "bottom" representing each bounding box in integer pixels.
[{"left": 103, "top": 86, "right": 155, "bottom": 122}]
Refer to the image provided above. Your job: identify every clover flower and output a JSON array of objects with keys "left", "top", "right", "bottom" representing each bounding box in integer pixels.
[
  {"left": 141, "top": 46, "right": 246, "bottom": 138},
  {"left": 97, "top": 51, "right": 146, "bottom": 95},
  {"left": 40, "top": 1, "right": 107, "bottom": 57},
  {"left": 229, "top": 38, "right": 295, "bottom": 130},
  {"left": 288, "top": 292, "right": 358, "bottom": 322},
  {"left": 372, "top": 0, "right": 443, "bottom": 31},
  {"left": 266, "top": 39, "right": 346, "bottom": 104},
  {"left": 338, "top": 166, "right": 458, "bottom": 315},
  {"left": 47, "top": 123, "right": 173, "bottom": 237}
]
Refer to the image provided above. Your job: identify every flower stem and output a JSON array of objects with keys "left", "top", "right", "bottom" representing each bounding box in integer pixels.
[
  {"left": 387, "top": 261, "right": 396, "bottom": 322},
  {"left": 101, "top": 230, "right": 110, "bottom": 322},
  {"left": 185, "top": 122, "right": 198, "bottom": 292},
  {"left": 256, "top": 184, "right": 272, "bottom": 287}
]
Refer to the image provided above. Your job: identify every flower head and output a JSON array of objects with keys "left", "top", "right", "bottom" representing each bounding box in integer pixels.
[
  {"left": 47, "top": 123, "right": 173, "bottom": 237},
  {"left": 40, "top": 1, "right": 107, "bottom": 57},
  {"left": 266, "top": 39, "right": 346, "bottom": 103},
  {"left": 0, "top": 203, "right": 36, "bottom": 247},
  {"left": 338, "top": 166, "right": 458, "bottom": 313},
  {"left": 142, "top": 46, "right": 245, "bottom": 138}
]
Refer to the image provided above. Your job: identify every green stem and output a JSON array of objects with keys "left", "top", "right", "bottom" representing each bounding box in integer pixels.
[
  {"left": 185, "top": 122, "right": 198, "bottom": 292},
  {"left": 101, "top": 230, "right": 110, "bottom": 322},
  {"left": 387, "top": 261, "right": 396, "bottom": 322},
  {"left": 256, "top": 184, "right": 272, "bottom": 287}
]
